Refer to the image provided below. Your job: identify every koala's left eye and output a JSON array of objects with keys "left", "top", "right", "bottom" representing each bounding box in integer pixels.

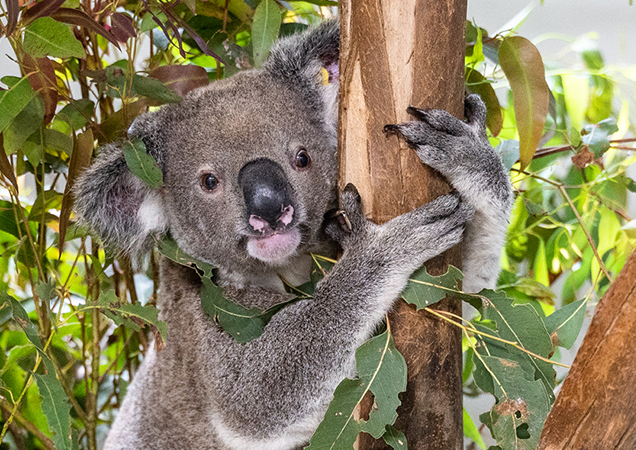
[
  {"left": 294, "top": 149, "right": 311, "bottom": 170},
  {"left": 201, "top": 173, "right": 219, "bottom": 191}
]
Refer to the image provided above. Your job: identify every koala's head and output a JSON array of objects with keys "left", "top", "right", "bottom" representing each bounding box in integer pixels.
[{"left": 74, "top": 21, "right": 340, "bottom": 282}]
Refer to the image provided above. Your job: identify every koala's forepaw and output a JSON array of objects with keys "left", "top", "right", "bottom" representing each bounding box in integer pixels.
[
  {"left": 384, "top": 95, "right": 498, "bottom": 188},
  {"left": 324, "top": 184, "right": 370, "bottom": 248}
]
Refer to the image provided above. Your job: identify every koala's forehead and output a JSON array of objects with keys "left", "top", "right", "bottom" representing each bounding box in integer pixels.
[{"left": 156, "top": 72, "right": 319, "bottom": 165}]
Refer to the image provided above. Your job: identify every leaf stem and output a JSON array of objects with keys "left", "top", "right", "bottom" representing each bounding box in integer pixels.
[{"left": 424, "top": 307, "right": 570, "bottom": 368}]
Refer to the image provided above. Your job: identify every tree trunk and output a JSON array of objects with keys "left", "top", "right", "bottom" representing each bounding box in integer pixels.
[
  {"left": 338, "top": 1, "right": 467, "bottom": 448},
  {"left": 538, "top": 250, "right": 636, "bottom": 450}
]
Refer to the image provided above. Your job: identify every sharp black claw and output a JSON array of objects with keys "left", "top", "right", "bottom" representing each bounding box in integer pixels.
[
  {"left": 383, "top": 124, "right": 399, "bottom": 135},
  {"left": 406, "top": 106, "right": 428, "bottom": 120}
]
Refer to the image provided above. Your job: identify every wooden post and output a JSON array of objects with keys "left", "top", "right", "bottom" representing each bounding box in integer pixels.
[
  {"left": 339, "top": 1, "right": 467, "bottom": 448},
  {"left": 538, "top": 250, "right": 636, "bottom": 449}
]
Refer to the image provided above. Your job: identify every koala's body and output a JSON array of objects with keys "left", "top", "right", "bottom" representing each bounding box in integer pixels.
[{"left": 74, "top": 20, "right": 513, "bottom": 450}]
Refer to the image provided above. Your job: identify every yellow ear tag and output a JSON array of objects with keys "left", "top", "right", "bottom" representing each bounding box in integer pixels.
[{"left": 319, "top": 67, "right": 330, "bottom": 86}]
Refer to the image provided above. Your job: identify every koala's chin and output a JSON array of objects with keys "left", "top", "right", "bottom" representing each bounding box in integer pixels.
[{"left": 246, "top": 228, "right": 302, "bottom": 265}]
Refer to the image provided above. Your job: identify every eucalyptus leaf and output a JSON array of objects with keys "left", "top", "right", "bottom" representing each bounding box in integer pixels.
[
  {"left": 122, "top": 138, "right": 163, "bottom": 189},
  {"left": 477, "top": 356, "right": 551, "bottom": 450},
  {"left": 200, "top": 277, "right": 293, "bottom": 343},
  {"left": 382, "top": 424, "right": 408, "bottom": 449},
  {"left": 499, "top": 36, "right": 550, "bottom": 170},
  {"left": 0, "top": 76, "right": 34, "bottom": 133},
  {"left": 402, "top": 265, "right": 464, "bottom": 309},
  {"left": 581, "top": 118, "right": 619, "bottom": 158},
  {"left": 76, "top": 290, "right": 168, "bottom": 344},
  {"left": 132, "top": 74, "right": 182, "bottom": 104},
  {"left": 306, "top": 329, "right": 407, "bottom": 449},
  {"left": 3, "top": 94, "right": 45, "bottom": 155},
  {"left": 35, "top": 372, "right": 74, "bottom": 450},
  {"left": 544, "top": 299, "right": 586, "bottom": 350},
  {"left": 251, "top": 0, "right": 281, "bottom": 66},
  {"left": 23, "top": 17, "right": 86, "bottom": 59}
]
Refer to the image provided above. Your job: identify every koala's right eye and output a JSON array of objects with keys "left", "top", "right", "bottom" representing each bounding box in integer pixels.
[{"left": 201, "top": 174, "right": 219, "bottom": 191}]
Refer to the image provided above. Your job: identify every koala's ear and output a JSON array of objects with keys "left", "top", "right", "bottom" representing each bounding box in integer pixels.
[
  {"left": 74, "top": 113, "right": 168, "bottom": 258},
  {"left": 264, "top": 19, "right": 339, "bottom": 130}
]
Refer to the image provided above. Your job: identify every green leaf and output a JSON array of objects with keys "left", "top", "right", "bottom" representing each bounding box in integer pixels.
[
  {"left": 132, "top": 74, "right": 182, "bottom": 104},
  {"left": 56, "top": 99, "right": 95, "bottom": 130},
  {"left": 200, "top": 277, "right": 292, "bottom": 343},
  {"left": 29, "top": 189, "right": 63, "bottom": 221},
  {"left": 35, "top": 280, "right": 56, "bottom": 302},
  {"left": 35, "top": 372, "right": 73, "bottom": 450},
  {"left": 499, "top": 36, "right": 550, "bottom": 170},
  {"left": 0, "top": 292, "right": 42, "bottom": 350},
  {"left": 544, "top": 299, "right": 586, "bottom": 350},
  {"left": 475, "top": 291, "right": 556, "bottom": 399},
  {"left": 251, "top": 0, "right": 281, "bottom": 67},
  {"left": 0, "top": 76, "right": 34, "bottom": 134},
  {"left": 44, "top": 128, "right": 73, "bottom": 155},
  {"left": 306, "top": 329, "right": 407, "bottom": 449},
  {"left": 581, "top": 118, "right": 619, "bottom": 158},
  {"left": 464, "top": 407, "right": 487, "bottom": 450},
  {"left": 3, "top": 94, "right": 45, "bottom": 154},
  {"left": 382, "top": 424, "right": 408, "bottom": 449},
  {"left": 157, "top": 237, "right": 215, "bottom": 278},
  {"left": 477, "top": 356, "right": 551, "bottom": 450},
  {"left": 122, "top": 138, "right": 163, "bottom": 189},
  {"left": 77, "top": 290, "right": 168, "bottom": 344},
  {"left": 402, "top": 265, "right": 484, "bottom": 311},
  {"left": 23, "top": 17, "right": 85, "bottom": 59},
  {"left": 402, "top": 265, "right": 463, "bottom": 308}
]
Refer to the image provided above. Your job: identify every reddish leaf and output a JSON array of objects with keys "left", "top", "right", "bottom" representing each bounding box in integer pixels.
[
  {"left": 22, "top": 0, "right": 66, "bottom": 24},
  {"left": 51, "top": 8, "right": 120, "bottom": 49},
  {"left": 0, "top": 134, "right": 19, "bottom": 192},
  {"left": 465, "top": 68, "right": 503, "bottom": 136},
  {"left": 110, "top": 12, "right": 136, "bottom": 43},
  {"left": 59, "top": 129, "right": 93, "bottom": 251},
  {"left": 149, "top": 65, "right": 209, "bottom": 97},
  {"left": 6, "top": 0, "right": 19, "bottom": 36},
  {"left": 22, "top": 55, "right": 58, "bottom": 125},
  {"left": 499, "top": 36, "right": 550, "bottom": 170}
]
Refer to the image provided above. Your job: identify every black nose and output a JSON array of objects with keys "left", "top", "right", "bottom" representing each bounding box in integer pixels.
[{"left": 238, "top": 158, "right": 294, "bottom": 230}]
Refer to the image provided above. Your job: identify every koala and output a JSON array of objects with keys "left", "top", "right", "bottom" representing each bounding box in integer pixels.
[{"left": 74, "top": 20, "right": 512, "bottom": 450}]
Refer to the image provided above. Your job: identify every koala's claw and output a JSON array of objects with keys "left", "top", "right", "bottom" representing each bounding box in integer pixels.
[{"left": 325, "top": 183, "right": 368, "bottom": 245}]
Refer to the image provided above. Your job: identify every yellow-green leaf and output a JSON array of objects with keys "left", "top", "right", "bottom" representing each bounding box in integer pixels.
[{"left": 499, "top": 36, "right": 549, "bottom": 170}]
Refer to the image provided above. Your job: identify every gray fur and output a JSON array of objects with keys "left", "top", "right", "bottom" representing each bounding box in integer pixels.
[{"left": 73, "top": 20, "right": 512, "bottom": 450}]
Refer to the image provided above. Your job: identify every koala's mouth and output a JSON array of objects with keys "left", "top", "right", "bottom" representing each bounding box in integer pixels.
[{"left": 246, "top": 228, "right": 302, "bottom": 265}]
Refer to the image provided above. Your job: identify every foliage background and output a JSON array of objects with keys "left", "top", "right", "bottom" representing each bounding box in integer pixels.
[{"left": 0, "top": 1, "right": 634, "bottom": 449}]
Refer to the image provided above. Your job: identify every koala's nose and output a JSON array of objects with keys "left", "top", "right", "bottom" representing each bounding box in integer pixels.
[{"left": 239, "top": 158, "right": 294, "bottom": 231}]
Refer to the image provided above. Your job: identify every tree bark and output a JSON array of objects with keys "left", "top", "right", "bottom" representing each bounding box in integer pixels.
[
  {"left": 338, "top": 1, "right": 467, "bottom": 448},
  {"left": 538, "top": 250, "right": 636, "bottom": 450}
]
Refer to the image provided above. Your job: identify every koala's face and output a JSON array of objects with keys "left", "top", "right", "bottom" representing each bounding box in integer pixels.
[
  {"left": 158, "top": 73, "right": 338, "bottom": 276},
  {"left": 73, "top": 21, "right": 341, "bottom": 283}
]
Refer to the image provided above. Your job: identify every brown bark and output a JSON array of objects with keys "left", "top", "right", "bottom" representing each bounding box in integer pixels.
[
  {"left": 538, "top": 250, "right": 636, "bottom": 450},
  {"left": 338, "top": 1, "right": 467, "bottom": 448}
]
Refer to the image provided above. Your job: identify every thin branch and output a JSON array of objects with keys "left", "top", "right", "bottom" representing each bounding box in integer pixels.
[
  {"left": 558, "top": 185, "right": 613, "bottom": 283},
  {"left": 0, "top": 397, "right": 55, "bottom": 450},
  {"left": 424, "top": 308, "right": 571, "bottom": 368}
]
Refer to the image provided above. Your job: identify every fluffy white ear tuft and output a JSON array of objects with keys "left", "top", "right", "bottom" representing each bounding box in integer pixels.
[{"left": 137, "top": 191, "right": 168, "bottom": 234}]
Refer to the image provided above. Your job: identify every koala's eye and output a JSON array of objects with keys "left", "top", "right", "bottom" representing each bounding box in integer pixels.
[
  {"left": 201, "top": 173, "right": 219, "bottom": 191},
  {"left": 294, "top": 149, "right": 311, "bottom": 170}
]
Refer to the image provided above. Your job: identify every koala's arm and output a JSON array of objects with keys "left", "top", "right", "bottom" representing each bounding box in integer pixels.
[
  {"left": 211, "top": 188, "right": 472, "bottom": 448},
  {"left": 386, "top": 95, "right": 514, "bottom": 292}
]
